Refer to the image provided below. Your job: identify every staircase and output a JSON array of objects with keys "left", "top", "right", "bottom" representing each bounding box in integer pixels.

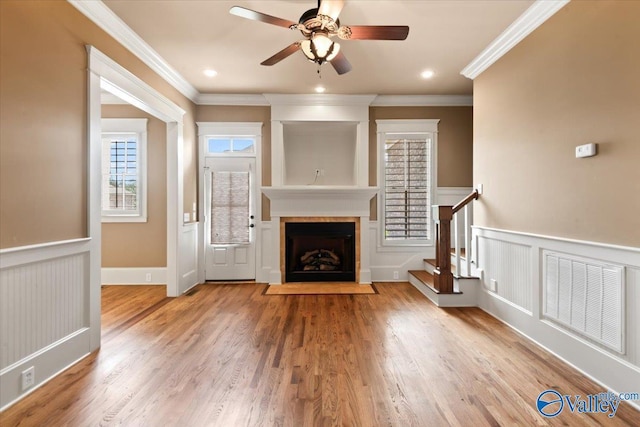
[{"left": 408, "top": 190, "right": 481, "bottom": 307}]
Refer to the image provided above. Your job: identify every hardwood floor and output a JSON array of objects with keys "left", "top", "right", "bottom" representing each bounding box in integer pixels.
[{"left": 2, "top": 283, "right": 638, "bottom": 426}]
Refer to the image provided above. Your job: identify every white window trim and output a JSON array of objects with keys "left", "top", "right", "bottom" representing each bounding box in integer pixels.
[
  {"left": 101, "top": 118, "right": 148, "bottom": 222},
  {"left": 377, "top": 119, "right": 439, "bottom": 248}
]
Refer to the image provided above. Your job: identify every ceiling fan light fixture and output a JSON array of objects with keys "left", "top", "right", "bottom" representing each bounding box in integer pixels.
[{"left": 301, "top": 32, "right": 340, "bottom": 64}]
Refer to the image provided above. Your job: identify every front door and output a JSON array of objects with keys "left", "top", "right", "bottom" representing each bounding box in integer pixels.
[{"left": 204, "top": 157, "right": 256, "bottom": 280}]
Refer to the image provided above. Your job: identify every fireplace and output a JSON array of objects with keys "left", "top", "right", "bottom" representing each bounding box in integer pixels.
[{"left": 285, "top": 222, "right": 356, "bottom": 282}]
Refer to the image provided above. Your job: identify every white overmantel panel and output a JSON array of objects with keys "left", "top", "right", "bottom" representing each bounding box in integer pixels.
[
  {"left": 262, "top": 186, "right": 378, "bottom": 217},
  {"left": 267, "top": 94, "right": 374, "bottom": 187}
]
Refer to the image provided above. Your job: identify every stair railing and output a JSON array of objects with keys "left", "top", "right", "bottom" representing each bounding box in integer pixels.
[{"left": 432, "top": 189, "right": 479, "bottom": 293}]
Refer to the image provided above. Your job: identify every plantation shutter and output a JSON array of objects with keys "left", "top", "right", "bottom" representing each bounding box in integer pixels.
[
  {"left": 384, "top": 137, "right": 431, "bottom": 241},
  {"left": 104, "top": 137, "right": 138, "bottom": 211},
  {"left": 210, "top": 171, "right": 250, "bottom": 244}
]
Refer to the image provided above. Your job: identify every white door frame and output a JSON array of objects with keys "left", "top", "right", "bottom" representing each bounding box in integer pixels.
[
  {"left": 197, "top": 122, "right": 263, "bottom": 284},
  {"left": 87, "top": 46, "right": 185, "bottom": 348}
]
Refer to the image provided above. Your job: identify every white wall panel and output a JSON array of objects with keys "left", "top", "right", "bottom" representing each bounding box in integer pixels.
[
  {"left": 179, "top": 223, "right": 198, "bottom": 293},
  {"left": 1, "top": 253, "right": 88, "bottom": 369},
  {"left": 543, "top": 251, "right": 624, "bottom": 353},
  {"left": 477, "top": 235, "right": 532, "bottom": 312}
]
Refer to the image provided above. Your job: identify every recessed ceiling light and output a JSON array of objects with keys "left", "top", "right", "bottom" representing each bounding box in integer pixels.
[
  {"left": 203, "top": 69, "right": 218, "bottom": 78},
  {"left": 315, "top": 85, "right": 326, "bottom": 93},
  {"left": 421, "top": 70, "right": 435, "bottom": 79}
]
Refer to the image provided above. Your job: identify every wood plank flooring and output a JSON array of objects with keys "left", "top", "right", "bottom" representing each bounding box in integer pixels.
[{"left": 1, "top": 282, "right": 638, "bottom": 426}]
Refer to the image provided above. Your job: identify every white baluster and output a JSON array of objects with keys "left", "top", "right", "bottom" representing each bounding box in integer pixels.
[
  {"left": 464, "top": 204, "right": 471, "bottom": 277},
  {"left": 454, "top": 212, "right": 461, "bottom": 277}
]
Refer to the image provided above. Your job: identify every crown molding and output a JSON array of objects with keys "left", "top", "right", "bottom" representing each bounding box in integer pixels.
[
  {"left": 197, "top": 94, "right": 270, "bottom": 106},
  {"left": 263, "top": 94, "right": 378, "bottom": 107},
  {"left": 371, "top": 95, "right": 473, "bottom": 107},
  {"left": 68, "top": 0, "right": 199, "bottom": 102},
  {"left": 197, "top": 94, "right": 472, "bottom": 107},
  {"left": 461, "top": 0, "right": 570, "bottom": 80}
]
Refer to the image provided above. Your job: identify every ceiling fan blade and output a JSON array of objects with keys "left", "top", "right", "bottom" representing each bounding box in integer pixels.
[
  {"left": 330, "top": 51, "right": 352, "bottom": 75},
  {"left": 229, "top": 6, "right": 296, "bottom": 29},
  {"left": 261, "top": 43, "right": 302, "bottom": 66},
  {"left": 340, "top": 25, "right": 410, "bottom": 40},
  {"left": 318, "top": 0, "right": 344, "bottom": 21}
]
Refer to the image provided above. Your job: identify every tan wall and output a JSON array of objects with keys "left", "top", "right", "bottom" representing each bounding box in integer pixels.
[
  {"left": 195, "top": 106, "right": 272, "bottom": 220},
  {"left": 473, "top": 0, "right": 640, "bottom": 247},
  {"left": 101, "top": 105, "right": 167, "bottom": 267},
  {"left": 0, "top": 0, "right": 197, "bottom": 249},
  {"left": 368, "top": 106, "right": 473, "bottom": 219}
]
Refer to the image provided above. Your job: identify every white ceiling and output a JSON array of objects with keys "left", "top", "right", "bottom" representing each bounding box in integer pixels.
[{"left": 101, "top": 0, "right": 535, "bottom": 96}]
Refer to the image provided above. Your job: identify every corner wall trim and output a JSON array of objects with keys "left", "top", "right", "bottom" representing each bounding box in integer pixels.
[{"left": 461, "top": 0, "right": 570, "bottom": 79}]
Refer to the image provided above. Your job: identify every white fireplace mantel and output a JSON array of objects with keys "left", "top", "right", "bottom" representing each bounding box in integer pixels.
[
  {"left": 262, "top": 186, "right": 377, "bottom": 285},
  {"left": 262, "top": 186, "right": 378, "bottom": 217}
]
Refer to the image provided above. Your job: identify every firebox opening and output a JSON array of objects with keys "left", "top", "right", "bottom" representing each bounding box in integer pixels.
[{"left": 285, "top": 222, "right": 356, "bottom": 282}]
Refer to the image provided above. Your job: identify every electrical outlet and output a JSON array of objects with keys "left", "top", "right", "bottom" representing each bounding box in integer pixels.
[
  {"left": 575, "top": 143, "right": 597, "bottom": 158},
  {"left": 22, "top": 366, "right": 35, "bottom": 390},
  {"left": 145, "top": 273, "right": 152, "bottom": 282},
  {"left": 393, "top": 271, "right": 399, "bottom": 280},
  {"left": 489, "top": 279, "right": 498, "bottom": 292}
]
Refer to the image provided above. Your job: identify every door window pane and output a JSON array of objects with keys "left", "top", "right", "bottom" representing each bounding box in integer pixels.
[
  {"left": 233, "top": 138, "right": 254, "bottom": 153},
  {"left": 208, "top": 138, "right": 231, "bottom": 153}
]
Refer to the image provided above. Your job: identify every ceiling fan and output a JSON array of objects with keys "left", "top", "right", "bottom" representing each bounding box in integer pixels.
[{"left": 229, "top": 0, "right": 409, "bottom": 75}]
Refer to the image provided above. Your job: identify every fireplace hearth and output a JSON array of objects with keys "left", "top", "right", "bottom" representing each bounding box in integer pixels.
[{"left": 285, "top": 222, "right": 356, "bottom": 282}]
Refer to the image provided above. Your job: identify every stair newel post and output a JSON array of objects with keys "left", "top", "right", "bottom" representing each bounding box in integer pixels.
[{"left": 432, "top": 205, "right": 454, "bottom": 293}]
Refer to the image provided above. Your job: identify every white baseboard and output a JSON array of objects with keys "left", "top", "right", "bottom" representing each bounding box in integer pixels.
[
  {"left": 0, "top": 328, "right": 91, "bottom": 410},
  {"left": 101, "top": 267, "right": 167, "bottom": 285}
]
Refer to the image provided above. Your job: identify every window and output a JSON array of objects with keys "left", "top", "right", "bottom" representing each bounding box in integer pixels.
[
  {"left": 377, "top": 120, "right": 439, "bottom": 246},
  {"left": 101, "top": 118, "right": 147, "bottom": 222},
  {"left": 207, "top": 137, "right": 255, "bottom": 154}
]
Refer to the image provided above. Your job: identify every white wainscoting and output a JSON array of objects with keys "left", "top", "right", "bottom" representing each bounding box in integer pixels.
[
  {"left": 368, "top": 221, "right": 434, "bottom": 281},
  {"left": 474, "top": 226, "right": 640, "bottom": 402},
  {"left": 0, "top": 239, "right": 92, "bottom": 410},
  {"left": 257, "top": 221, "right": 273, "bottom": 283},
  {"left": 179, "top": 222, "right": 199, "bottom": 294}
]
